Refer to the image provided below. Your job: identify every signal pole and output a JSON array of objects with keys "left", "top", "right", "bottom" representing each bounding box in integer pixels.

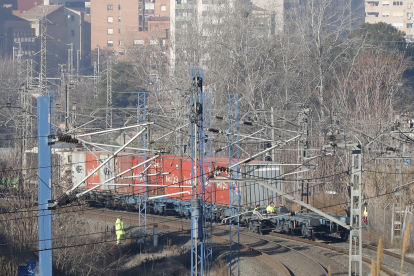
[{"left": 189, "top": 69, "right": 212, "bottom": 276}]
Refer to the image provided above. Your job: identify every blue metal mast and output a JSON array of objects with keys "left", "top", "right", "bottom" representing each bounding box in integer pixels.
[
  {"left": 228, "top": 94, "right": 240, "bottom": 276},
  {"left": 137, "top": 92, "right": 147, "bottom": 238},
  {"left": 37, "top": 96, "right": 52, "bottom": 276},
  {"left": 190, "top": 69, "right": 208, "bottom": 276}
]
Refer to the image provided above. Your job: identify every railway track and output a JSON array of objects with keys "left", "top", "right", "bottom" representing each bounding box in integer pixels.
[
  {"left": 83, "top": 209, "right": 328, "bottom": 276},
  {"left": 83, "top": 207, "right": 414, "bottom": 275}
]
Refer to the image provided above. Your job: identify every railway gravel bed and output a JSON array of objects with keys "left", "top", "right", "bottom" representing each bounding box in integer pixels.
[
  {"left": 82, "top": 209, "right": 288, "bottom": 275},
  {"left": 83, "top": 207, "right": 414, "bottom": 275},
  {"left": 266, "top": 231, "right": 414, "bottom": 276},
  {"left": 84, "top": 208, "right": 332, "bottom": 275}
]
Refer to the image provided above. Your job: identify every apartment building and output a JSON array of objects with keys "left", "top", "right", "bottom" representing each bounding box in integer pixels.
[
  {"left": 44, "top": 0, "right": 91, "bottom": 14},
  {"left": 90, "top": 0, "right": 170, "bottom": 53},
  {"left": 365, "top": 0, "right": 414, "bottom": 41},
  {"left": 20, "top": 5, "right": 91, "bottom": 74},
  {"left": 0, "top": 9, "right": 35, "bottom": 57}
]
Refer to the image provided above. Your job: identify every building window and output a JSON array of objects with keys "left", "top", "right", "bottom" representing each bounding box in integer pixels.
[
  {"left": 118, "top": 16, "right": 121, "bottom": 22},
  {"left": 118, "top": 28, "right": 121, "bottom": 34},
  {"left": 408, "top": 23, "right": 413, "bottom": 28},
  {"left": 119, "top": 40, "right": 122, "bottom": 46},
  {"left": 68, "top": 155, "right": 72, "bottom": 163},
  {"left": 393, "top": 1, "right": 403, "bottom": 5},
  {"left": 134, "top": 39, "right": 144, "bottom": 45},
  {"left": 71, "top": 30, "right": 75, "bottom": 36},
  {"left": 108, "top": 28, "right": 113, "bottom": 35},
  {"left": 139, "top": 27, "right": 143, "bottom": 31},
  {"left": 150, "top": 39, "right": 158, "bottom": 45},
  {"left": 161, "top": 4, "right": 167, "bottom": 11},
  {"left": 108, "top": 16, "right": 113, "bottom": 23},
  {"left": 107, "top": 4, "right": 113, "bottom": 11},
  {"left": 408, "top": 12, "right": 413, "bottom": 18},
  {"left": 70, "top": 15, "right": 75, "bottom": 21},
  {"left": 393, "top": 12, "right": 404, "bottom": 16},
  {"left": 383, "top": 12, "right": 390, "bottom": 17},
  {"left": 382, "top": 0, "right": 390, "bottom": 5},
  {"left": 118, "top": 4, "right": 121, "bottom": 10},
  {"left": 108, "top": 40, "right": 113, "bottom": 47}
]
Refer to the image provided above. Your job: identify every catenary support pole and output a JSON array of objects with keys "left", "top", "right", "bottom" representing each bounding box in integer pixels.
[
  {"left": 228, "top": 94, "right": 240, "bottom": 276},
  {"left": 137, "top": 92, "right": 147, "bottom": 239},
  {"left": 190, "top": 69, "right": 206, "bottom": 276},
  {"left": 37, "top": 97, "right": 52, "bottom": 276},
  {"left": 348, "top": 150, "right": 363, "bottom": 276}
]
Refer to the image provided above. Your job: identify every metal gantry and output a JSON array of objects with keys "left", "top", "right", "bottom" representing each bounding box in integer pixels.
[
  {"left": 190, "top": 69, "right": 209, "bottom": 276},
  {"left": 349, "top": 149, "right": 363, "bottom": 276},
  {"left": 228, "top": 94, "right": 240, "bottom": 276},
  {"left": 138, "top": 92, "right": 148, "bottom": 238}
]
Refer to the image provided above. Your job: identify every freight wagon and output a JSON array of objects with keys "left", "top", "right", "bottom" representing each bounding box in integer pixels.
[{"left": 63, "top": 151, "right": 349, "bottom": 240}]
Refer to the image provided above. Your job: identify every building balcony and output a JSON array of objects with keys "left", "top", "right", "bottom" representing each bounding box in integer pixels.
[
  {"left": 366, "top": 0, "right": 379, "bottom": 6},
  {"left": 366, "top": 12, "right": 379, "bottom": 18}
]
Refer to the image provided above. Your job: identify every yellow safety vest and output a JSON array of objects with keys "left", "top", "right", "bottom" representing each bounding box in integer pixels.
[
  {"left": 115, "top": 219, "right": 125, "bottom": 235},
  {"left": 266, "top": 205, "right": 275, "bottom": 213},
  {"left": 363, "top": 207, "right": 368, "bottom": 217}
]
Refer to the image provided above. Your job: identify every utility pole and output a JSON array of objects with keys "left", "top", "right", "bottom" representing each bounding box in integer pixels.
[
  {"left": 65, "top": 83, "right": 70, "bottom": 133},
  {"left": 228, "top": 93, "right": 240, "bottom": 276},
  {"left": 37, "top": 96, "right": 52, "bottom": 276},
  {"left": 39, "top": 14, "right": 48, "bottom": 95},
  {"left": 106, "top": 60, "right": 113, "bottom": 131},
  {"left": 137, "top": 92, "right": 147, "bottom": 238},
  {"left": 299, "top": 108, "right": 309, "bottom": 209},
  {"left": 391, "top": 115, "right": 403, "bottom": 244},
  {"left": 270, "top": 107, "right": 275, "bottom": 163},
  {"left": 348, "top": 148, "right": 363, "bottom": 276},
  {"left": 93, "top": 62, "right": 98, "bottom": 98},
  {"left": 20, "top": 86, "right": 29, "bottom": 178},
  {"left": 68, "top": 43, "right": 73, "bottom": 78}
]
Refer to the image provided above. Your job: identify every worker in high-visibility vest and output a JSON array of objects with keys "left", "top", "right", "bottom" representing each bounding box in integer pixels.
[
  {"left": 12, "top": 177, "right": 19, "bottom": 189},
  {"left": 266, "top": 201, "right": 276, "bottom": 214},
  {"left": 363, "top": 206, "right": 368, "bottom": 225},
  {"left": 254, "top": 205, "right": 260, "bottom": 212},
  {"left": 115, "top": 215, "right": 125, "bottom": 244}
]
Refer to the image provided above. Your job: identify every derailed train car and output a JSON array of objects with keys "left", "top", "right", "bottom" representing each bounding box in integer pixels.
[{"left": 65, "top": 151, "right": 349, "bottom": 240}]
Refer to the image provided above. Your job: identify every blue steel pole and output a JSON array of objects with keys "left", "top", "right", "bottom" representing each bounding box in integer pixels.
[
  {"left": 228, "top": 94, "right": 240, "bottom": 276},
  {"left": 137, "top": 92, "right": 147, "bottom": 238},
  {"left": 37, "top": 97, "right": 52, "bottom": 276}
]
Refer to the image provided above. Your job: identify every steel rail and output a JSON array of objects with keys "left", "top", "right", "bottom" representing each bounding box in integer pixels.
[
  {"left": 267, "top": 232, "right": 397, "bottom": 276},
  {"left": 240, "top": 231, "right": 327, "bottom": 276},
  {"left": 82, "top": 209, "right": 291, "bottom": 275}
]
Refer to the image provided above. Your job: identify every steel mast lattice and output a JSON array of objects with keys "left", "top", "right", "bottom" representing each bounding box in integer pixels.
[
  {"left": 228, "top": 94, "right": 240, "bottom": 276},
  {"left": 138, "top": 92, "right": 147, "bottom": 238},
  {"left": 190, "top": 69, "right": 210, "bottom": 276}
]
